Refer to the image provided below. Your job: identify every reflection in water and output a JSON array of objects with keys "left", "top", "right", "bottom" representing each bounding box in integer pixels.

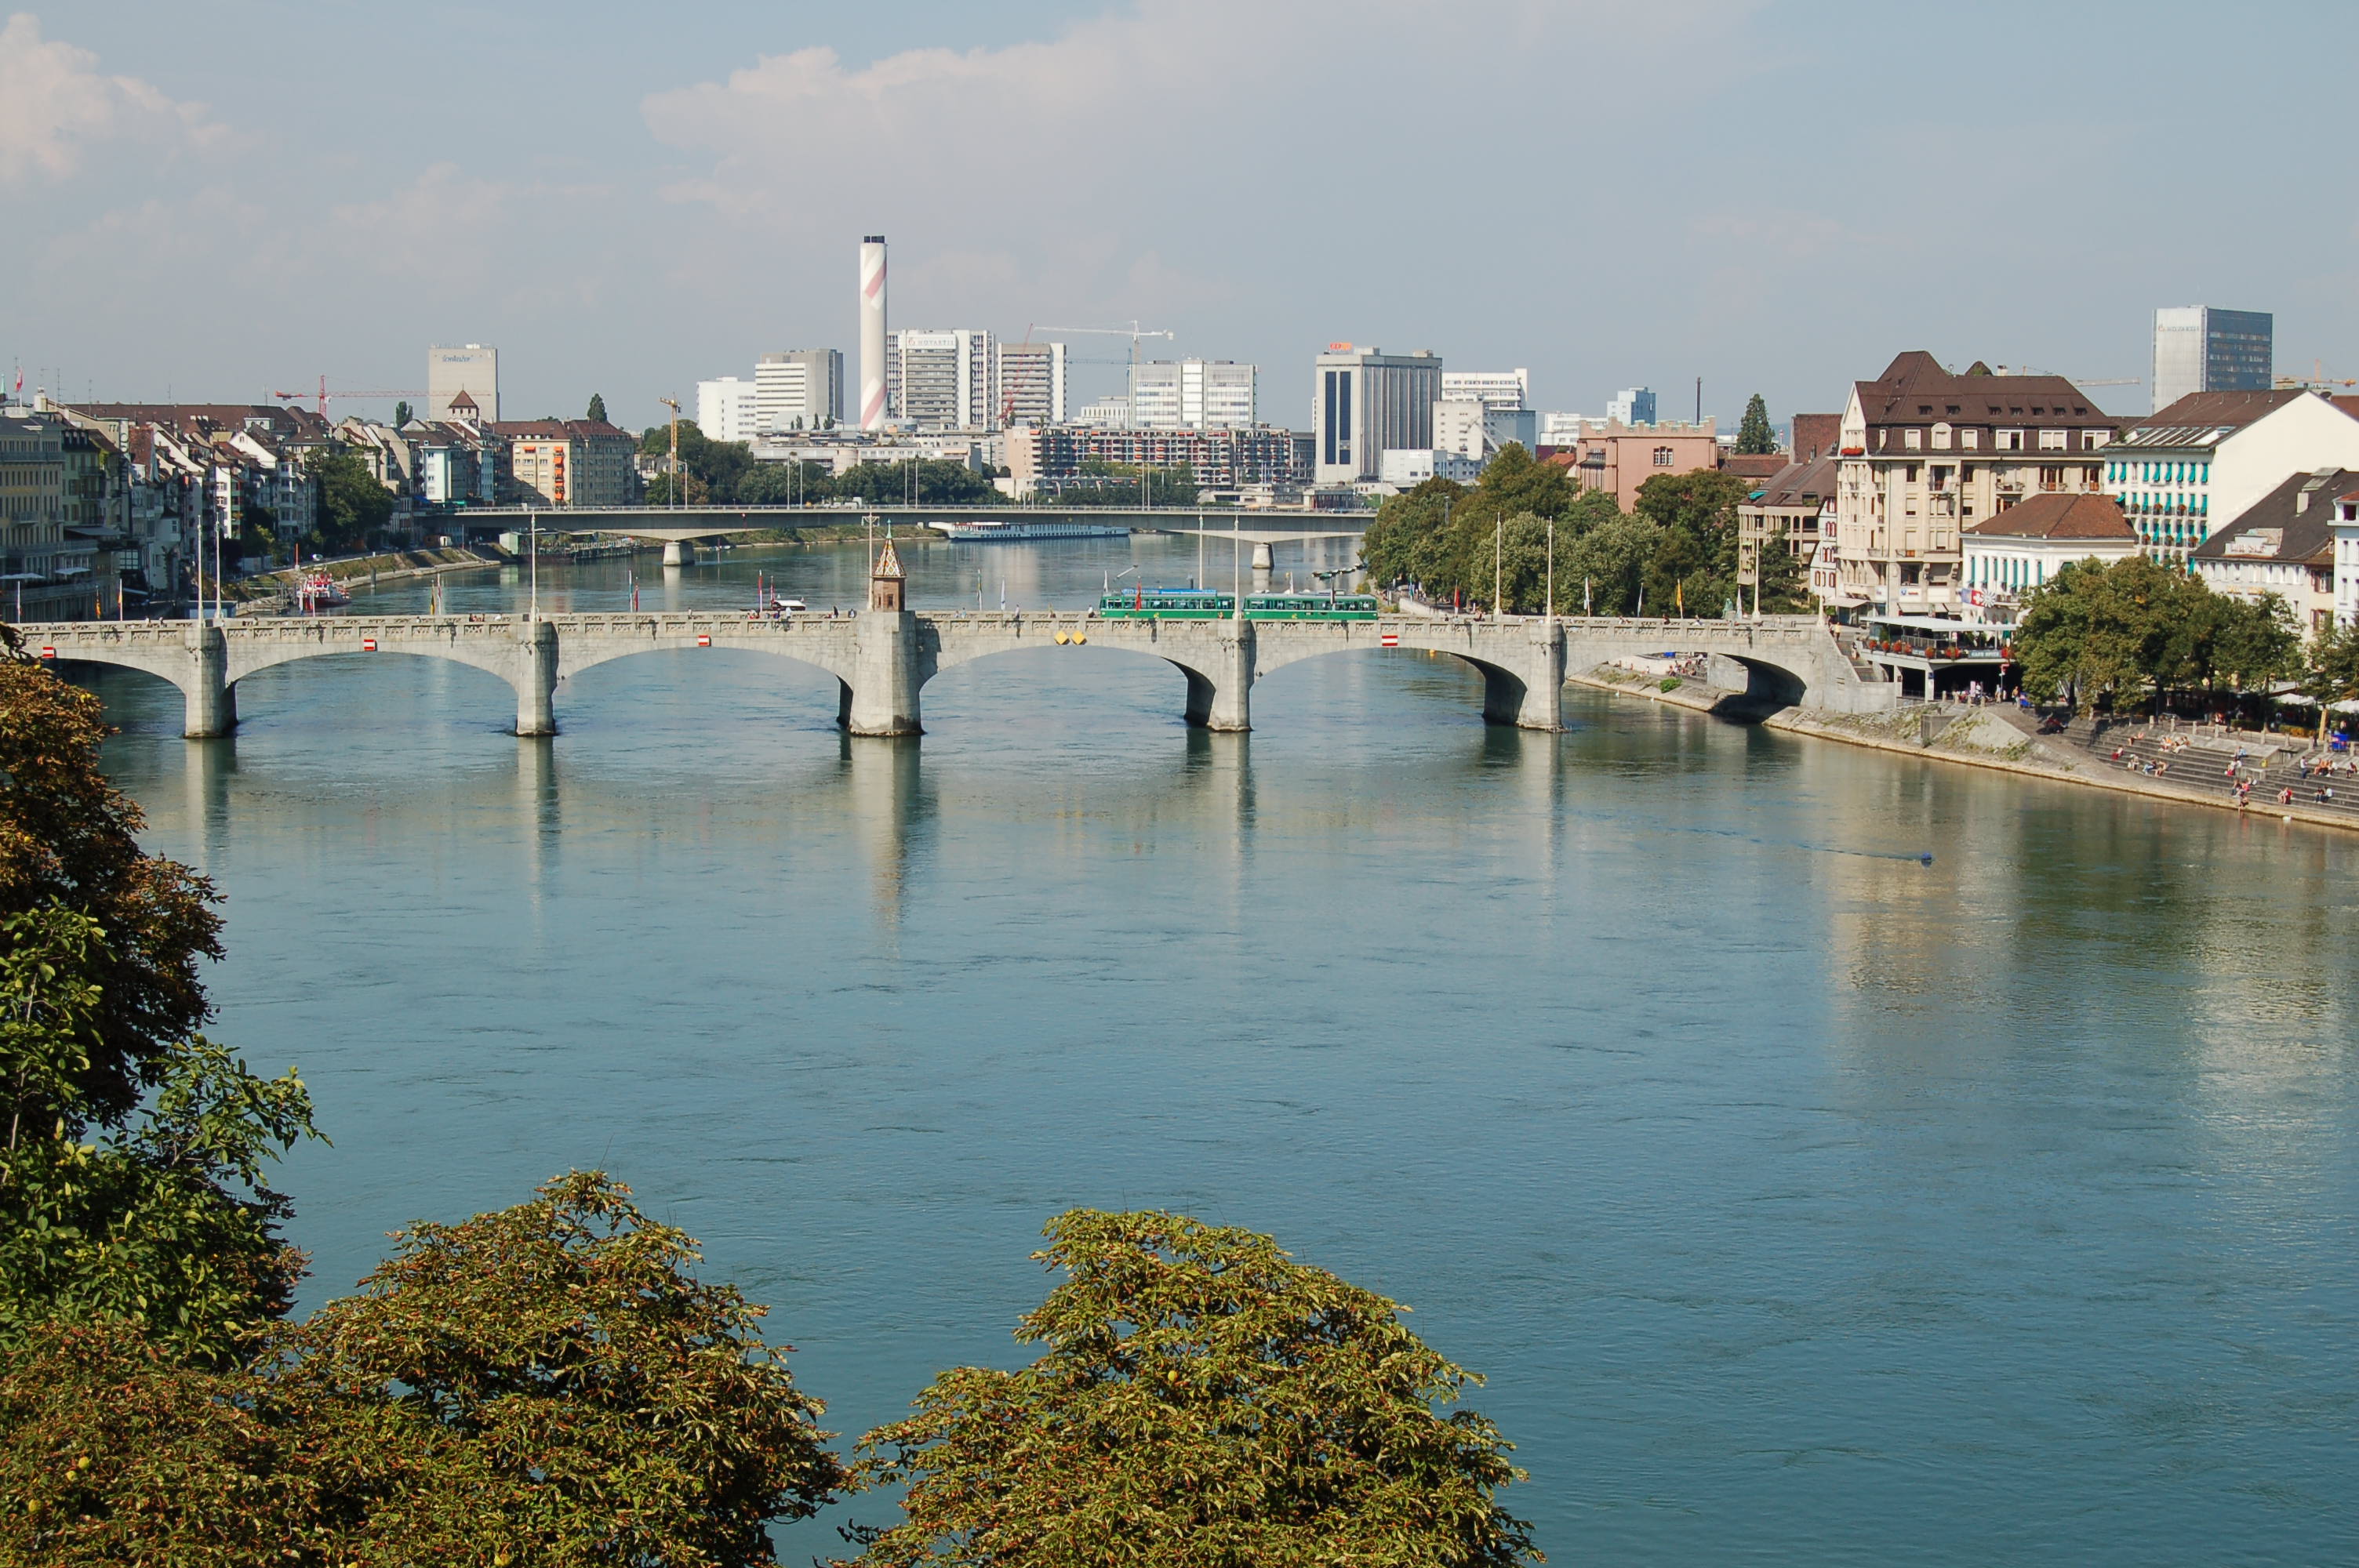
[{"left": 69, "top": 540, "right": 2359, "bottom": 1568}]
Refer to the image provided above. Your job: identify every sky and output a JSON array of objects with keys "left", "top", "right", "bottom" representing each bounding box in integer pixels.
[{"left": 6, "top": 0, "right": 2357, "bottom": 431}]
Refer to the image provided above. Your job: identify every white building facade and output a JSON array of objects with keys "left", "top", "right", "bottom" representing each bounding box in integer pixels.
[
  {"left": 1132, "top": 361, "right": 1256, "bottom": 430},
  {"left": 889, "top": 329, "right": 994, "bottom": 430},
  {"left": 2101, "top": 390, "right": 2359, "bottom": 563},
  {"left": 427, "top": 344, "right": 499, "bottom": 423},
  {"left": 754, "top": 350, "right": 842, "bottom": 434},
  {"left": 1440, "top": 369, "right": 1528, "bottom": 411},
  {"left": 697, "top": 377, "right": 763, "bottom": 444}
]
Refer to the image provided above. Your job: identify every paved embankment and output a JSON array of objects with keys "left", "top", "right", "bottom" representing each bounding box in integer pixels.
[
  {"left": 227, "top": 546, "right": 500, "bottom": 601},
  {"left": 1569, "top": 665, "right": 2359, "bottom": 834}
]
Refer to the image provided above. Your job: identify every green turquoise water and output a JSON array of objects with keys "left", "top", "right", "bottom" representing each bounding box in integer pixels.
[{"left": 83, "top": 536, "right": 2358, "bottom": 1564}]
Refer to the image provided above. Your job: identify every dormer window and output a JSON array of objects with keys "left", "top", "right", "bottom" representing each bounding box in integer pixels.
[
  {"left": 1905, "top": 428, "right": 1924, "bottom": 450},
  {"left": 1931, "top": 423, "right": 1953, "bottom": 449}
]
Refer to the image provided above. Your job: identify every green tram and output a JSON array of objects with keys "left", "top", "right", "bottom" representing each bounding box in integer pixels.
[{"left": 1096, "top": 589, "right": 1379, "bottom": 622}]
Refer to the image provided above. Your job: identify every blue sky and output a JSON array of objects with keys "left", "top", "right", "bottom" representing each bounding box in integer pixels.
[{"left": 7, "top": 1, "right": 2356, "bottom": 429}]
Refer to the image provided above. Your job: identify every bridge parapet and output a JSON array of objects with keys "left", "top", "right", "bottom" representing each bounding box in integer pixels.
[{"left": 13, "top": 608, "right": 1887, "bottom": 741}]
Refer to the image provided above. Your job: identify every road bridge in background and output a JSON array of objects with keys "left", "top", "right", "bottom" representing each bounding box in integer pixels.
[{"left": 19, "top": 612, "right": 1888, "bottom": 741}]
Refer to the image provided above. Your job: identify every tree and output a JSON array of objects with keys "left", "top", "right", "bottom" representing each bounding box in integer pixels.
[
  {"left": 0, "top": 648, "right": 221, "bottom": 1125},
  {"left": 1750, "top": 522, "right": 1812, "bottom": 614},
  {"left": 1, "top": 1175, "right": 845, "bottom": 1566},
  {"left": 308, "top": 448, "right": 394, "bottom": 553},
  {"left": 391, "top": 401, "right": 412, "bottom": 427},
  {"left": 841, "top": 1209, "right": 1539, "bottom": 1568},
  {"left": 1735, "top": 394, "right": 1776, "bottom": 456},
  {"left": 1363, "top": 477, "right": 1463, "bottom": 592},
  {"left": 1633, "top": 469, "right": 1748, "bottom": 617},
  {"left": 1451, "top": 445, "right": 1575, "bottom": 530},
  {"left": 2302, "top": 619, "right": 2359, "bottom": 740},
  {"left": 0, "top": 654, "right": 318, "bottom": 1363},
  {"left": 638, "top": 419, "right": 753, "bottom": 499},
  {"left": 584, "top": 393, "right": 608, "bottom": 424},
  {"left": 1561, "top": 513, "right": 1667, "bottom": 615},
  {"left": 2013, "top": 555, "right": 2209, "bottom": 713},
  {"left": 293, "top": 1171, "right": 844, "bottom": 1565},
  {"left": 2193, "top": 591, "right": 2299, "bottom": 696}
]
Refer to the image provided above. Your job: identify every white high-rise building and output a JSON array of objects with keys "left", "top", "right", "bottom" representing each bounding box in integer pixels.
[
  {"left": 1441, "top": 369, "right": 1528, "bottom": 412},
  {"left": 427, "top": 343, "right": 499, "bottom": 423},
  {"left": 2152, "top": 307, "right": 2274, "bottom": 413},
  {"left": 1607, "top": 387, "right": 1656, "bottom": 426},
  {"left": 1131, "top": 361, "right": 1257, "bottom": 430},
  {"left": 696, "top": 377, "right": 763, "bottom": 444},
  {"left": 997, "top": 340, "right": 1069, "bottom": 426},
  {"left": 754, "top": 350, "right": 843, "bottom": 434},
  {"left": 889, "top": 328, "right": 995, "bottom": 430},
  {"left": 1312, "top": 345, "right": 1443, "bottom": 485}
]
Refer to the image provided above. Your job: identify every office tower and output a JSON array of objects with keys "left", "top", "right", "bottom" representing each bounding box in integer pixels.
[
  {"left": 859, "top": 237, "right": 888, "bottom": 430},
  {"left": 997, "top": 340, "right": 1069, "bottom": 426},
  {"left": 1607, "top": 387, "right": 1656, "bottom": 426},
  {"left": 427, "top": 344, "right": 499, "bottom": 423},
  {"left": 754, "top": 350, "right": 843, "bottom": 433},
  {"left": 2152, "top": 307, "right": 2274, "bottom": 412},
  {"left": 889, "top": 328, "right": 995, "bottom": 430},
  {"left": 1131, "top": 360, "right": 1258, "bottom": 430},
  {"left": 1311, "top": 345, "right": 1443, "bottom": 485}
]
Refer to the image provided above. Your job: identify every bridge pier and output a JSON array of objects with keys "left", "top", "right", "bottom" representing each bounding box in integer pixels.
[
  {"left": 514, "top": 620, "right": 558, "bottom": 736},
  {"left": 1518, "top": 621, "right": 1565, "bottom": 731},
  {"left": 1182, "top": 620, "right": 1253, "bottom": 731},
  {"left": 185, "top": 623, "right": 236, "bottom": 738},
  {"left": 845, "top": 610, "right": 923, "bottom": 735},
  {"left": 661, "top": 540, "right": 694, "bottom": 567}
]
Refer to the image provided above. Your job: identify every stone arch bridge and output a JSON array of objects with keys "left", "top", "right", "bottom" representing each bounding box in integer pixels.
[{"left": 16, "top": 612, "right": 1891, "bottom": 739}]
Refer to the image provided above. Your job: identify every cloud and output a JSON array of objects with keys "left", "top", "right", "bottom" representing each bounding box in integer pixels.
[
  {"left": 0, "top": 12, "right": 223, "bottom": 183},
  {"left": 638, "top": 0, "right": 1764, "bottom": 337}
]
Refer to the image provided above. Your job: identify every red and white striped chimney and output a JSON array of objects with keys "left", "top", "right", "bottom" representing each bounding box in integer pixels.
[{"left": 859, "top": 236, "right": 888, "bottom": 431}]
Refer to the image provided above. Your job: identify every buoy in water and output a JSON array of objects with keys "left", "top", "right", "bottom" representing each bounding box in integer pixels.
[{"left": 1920, "top": 854, "right": 1935, "bottom": 866}]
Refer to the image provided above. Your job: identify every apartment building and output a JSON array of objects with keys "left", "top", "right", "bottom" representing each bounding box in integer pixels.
[
  {"left": 2190, "top": 468, "right": 2354, "bottom": 637},
  {"left": 1825, "top": 352, "right": 2120, "bottom": 614},
  {"left": 1440, "top": 370, "right": 1529, "bottom": 411},
  {"left": 1959, "top": 493, "right": 2138, "bottom": 623},
  {"left": 2151, "top": 307, "right": 2272, "bottom": 412},
  {"left": 1547, "top": 419, "right": 1720, "bottom": 513},
  {"left": 489, "top": 419, "right": 638, "bottom": 507},
  {"left": 2099, "top": 390, "right": 2359, "bottom": 564},
  {"left": 1132, "top": 361, "right": 1256, "bottom": 430},
  {"left": 1736, "top": 456, "right": 1837, "bottom": 594},
  {"left": 1005, "top": 425, "right": 1303, "bottom": 495}
]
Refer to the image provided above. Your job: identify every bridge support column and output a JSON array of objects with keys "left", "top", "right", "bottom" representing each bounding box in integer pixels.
[
  {"left": 1517, "top": 621, "right": 1565, "bottom": 731},
  {"left": 1250, "top": 539, "right": 1274, "bottom": 571},
  {"left": 846, "top": 611, "right": 922, "bottom": 736},
  {"left": 184, "top": 623, "right": 236, "bottom": 739},
  {"left": 1184, "top": 620, "right": 1254, "bottom": 731},
  {"left": 661, "top": 540, "right": 694, "bottom": 567},
  {"left": 514, "top": 619, "right": 558, "bottom": 737}
]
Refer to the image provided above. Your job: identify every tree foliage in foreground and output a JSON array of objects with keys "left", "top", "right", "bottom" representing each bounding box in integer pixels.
[
  {"left": 0, "top": 652, "right": 317, "bottom": 1365},
  {"left": 2013, "top": 555, "right": 2301, "bottom": 713},
  {"left": 1, "top": 1174, "right": 845, "bottom": 1566},
  {"left": 841, "top": 1208, "right": 1540, "bottom": 1568}
]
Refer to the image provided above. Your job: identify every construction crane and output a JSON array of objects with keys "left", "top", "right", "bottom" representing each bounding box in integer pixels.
[
  {"left": 1034, "top": 322, "right": 1176, "bottom": 413},
  {"left": 1988, "top": 365, "right": 2140, "bottom": 387},
  {"left": 272, "top": 376, "right": 429, "bottom": 418}
]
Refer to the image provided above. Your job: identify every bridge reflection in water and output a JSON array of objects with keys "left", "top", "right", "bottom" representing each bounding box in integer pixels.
[{"left": 23, "top": 612, "right": 1885, "bottom": 741}]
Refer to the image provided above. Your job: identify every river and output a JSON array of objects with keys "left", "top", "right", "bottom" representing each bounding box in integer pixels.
[{"left": 83, "top": 534, "right": 2357, "bottom": 1565}]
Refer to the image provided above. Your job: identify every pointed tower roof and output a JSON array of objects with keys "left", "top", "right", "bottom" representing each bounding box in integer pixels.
[{"left": 874, "top": 539, "right": 904, "bottom": 578}]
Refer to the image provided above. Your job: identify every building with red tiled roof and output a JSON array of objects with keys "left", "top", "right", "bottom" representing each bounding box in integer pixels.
[
  {"left": 1959, "top": 492, "right": 2138, "bottom": 623},
  {"left": 2190, "top": 467, "right": 2354, "bottom": 637}
]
